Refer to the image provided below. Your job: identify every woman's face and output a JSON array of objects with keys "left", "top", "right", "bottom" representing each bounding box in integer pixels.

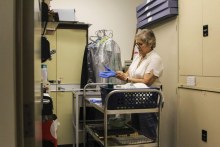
[{"left": 135, "top": 39, "right": 152, "bottom": 57}]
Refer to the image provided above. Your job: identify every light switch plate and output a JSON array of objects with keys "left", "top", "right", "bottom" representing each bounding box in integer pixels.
[{"left": 186, "top": 76, "right": 196, "bottom": 86}]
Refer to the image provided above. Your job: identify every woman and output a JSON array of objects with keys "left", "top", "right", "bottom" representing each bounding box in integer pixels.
[
  {"left": 116, "top": 29, "right": 163, "bottom": 88},
  {"left": 116, "top": 29, "right": 163, "bottom": 140}
]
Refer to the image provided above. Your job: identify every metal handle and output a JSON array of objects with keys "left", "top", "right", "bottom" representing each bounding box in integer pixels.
[
  {"left": 58, "top": 86, "right": 65, "bottom": 91},
  {"left": 203, "top": 25, "right": 208, "bottom": 37}
]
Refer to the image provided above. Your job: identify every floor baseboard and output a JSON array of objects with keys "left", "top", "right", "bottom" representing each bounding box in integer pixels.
[
  {"left": 58, "top": 144, "right": 83, "bottom": 147},
  {"left": 58, "top": 144, "right": 73, "bottom": 147}
]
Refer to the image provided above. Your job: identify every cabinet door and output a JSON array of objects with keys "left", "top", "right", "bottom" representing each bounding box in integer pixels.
[
  {"left": 57, "top": 92, "right": 73, "bottom": 145},
  {"left": 202, "top": 0, "right": 220, "bottom": 76},
  {"left": 57, "top": 29, "right": 86, "bottom": 84},
  {"left": 178, "top": 89, "right": 202, "bottom": 147},
  {"left": 178, "top": 88, "right": 220, "bottom": 147},
  {"left": 179, "top": 0, "right": 203, "bottom": 76},
  {"left": 45, "top": 27, "right": 87, "bottom": 145}
]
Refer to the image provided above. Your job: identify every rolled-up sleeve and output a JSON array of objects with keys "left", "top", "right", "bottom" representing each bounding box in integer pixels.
[{"left": 145, "top": 55, "right": 163, "bottom": 77}]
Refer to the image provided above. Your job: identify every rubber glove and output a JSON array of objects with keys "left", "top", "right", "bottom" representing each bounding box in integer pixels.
[
  {"left": 99, "top": 66, "right": 116, "bottom": 78},
  {"left": 99, "top": 71, "right": 115, "bottom": 78},
  {"left": 104, "top": 66, "right": 113, "bottom": 72}
]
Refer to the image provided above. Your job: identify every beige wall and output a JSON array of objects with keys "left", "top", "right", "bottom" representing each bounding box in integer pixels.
[
  {"left": 150, "top": 18, "right": 179, "bottom": 147},
  {"left": 50, "top": 0, "right": 144, "bottom": 65},
  {"left": 50, "top": 1, "right": 178, "bottom": 147}
]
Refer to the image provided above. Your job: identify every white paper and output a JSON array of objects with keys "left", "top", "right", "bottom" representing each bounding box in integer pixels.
[
  {"left": 145, "top": 6, "right": 149, "bottom": 11},
  {"left": 114, "top": 83, "right": 149, "bottom": 89}
]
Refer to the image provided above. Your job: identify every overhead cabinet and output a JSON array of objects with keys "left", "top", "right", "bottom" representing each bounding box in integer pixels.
[
  {"left": 56, "top": 27, "right": 86, "bottom": 84},
  {"left": 46, "top": 23, "right": 89, "bottom": 84},
  {"left": 179, "top": 0, "right": 220, "bottom": 76},
  {"left": 202, "top": 0, "right": 220, "bottom": 76}
]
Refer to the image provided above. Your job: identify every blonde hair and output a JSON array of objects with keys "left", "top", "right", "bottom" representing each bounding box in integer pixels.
[{"left": 135, "top": 29, "right": 156, "bottom": 49}]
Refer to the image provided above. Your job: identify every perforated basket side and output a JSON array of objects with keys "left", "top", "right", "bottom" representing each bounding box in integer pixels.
[
  {"left": 107, "top": 91, "right": 159, "bottom": 110},
  {"left": 100, "top": 86, "right": 113, "bottom": 105}
]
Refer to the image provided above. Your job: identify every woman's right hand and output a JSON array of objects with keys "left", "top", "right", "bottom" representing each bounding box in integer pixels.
[{"left": 116, "top": 71, "right": 127, "bottom": 81}]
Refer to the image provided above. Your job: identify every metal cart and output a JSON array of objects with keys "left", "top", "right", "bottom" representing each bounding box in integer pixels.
[
  {"left": 83, "top": 83, "right": 164, "bottom": 147},
  {"left": 72, "top": 88, "right": 101, "bottom": 147}
]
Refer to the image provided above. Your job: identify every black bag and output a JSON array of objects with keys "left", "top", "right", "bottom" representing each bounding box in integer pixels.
[
  {"left": 42, "top": 141, "right": 54, "bottom": 147},
  {"left": 42, "top": 95, "right": 53, "bottom": 115},
  {"left": 41, "top": 36, "right": 51, "bottom": 63},
  {"left": 41, "top": 1, "right": 49, "bottom": 35},
  {"left": 41, "top": 1, "right": 49, "bottom": 22}
]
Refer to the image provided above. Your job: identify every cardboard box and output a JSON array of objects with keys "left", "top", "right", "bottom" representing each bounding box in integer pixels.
[
  {"left": 137, "top": 0, "right": 178, "bottom": 23},
  {"left": 136, "top": 0, "right": 156, "bottom": 13},
  {"left": 136, "top": 0, "right": 178, "bottom": 18},
  {"left": 53, "top": 9, "right": 76, "bottom": 22},
  {"left": 137, "top": 7, "right": 178, "bottom": 28}
]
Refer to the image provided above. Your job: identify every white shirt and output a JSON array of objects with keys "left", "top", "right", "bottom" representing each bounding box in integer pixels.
[{"left": 128, "top": 50, "right": 163, "bottom": 87}]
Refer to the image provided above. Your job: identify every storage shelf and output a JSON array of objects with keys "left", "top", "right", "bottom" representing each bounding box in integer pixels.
[
  {"left": 85, "top": 124, "right": 158, "bottom": 147},
  {"left": 86, "top": 98, "right": 160, "bottom": 114}
]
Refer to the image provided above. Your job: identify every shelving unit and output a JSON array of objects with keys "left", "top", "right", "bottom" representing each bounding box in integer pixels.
[
  {"left": 72, "top": 89, "right": 101, "bottom": 147},
  {"left": 83, "top": 83, "right": 164, "bottom": 147}
]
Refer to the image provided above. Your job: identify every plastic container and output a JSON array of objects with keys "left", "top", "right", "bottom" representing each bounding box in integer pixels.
[
  {"left": 41, "top": 64, "right": 48, "bottom": 81},
  {"left": 100, "top": 86, "right": 159, "bottom": 110}
]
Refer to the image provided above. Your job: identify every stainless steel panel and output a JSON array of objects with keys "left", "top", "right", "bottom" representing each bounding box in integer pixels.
[{"left": 16, "top": 0, "right": 42, "bottom": 146}]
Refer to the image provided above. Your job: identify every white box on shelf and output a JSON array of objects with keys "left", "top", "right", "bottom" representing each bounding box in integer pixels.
[{"left": 53, "top": 9, "right": 76, "bottom": 22}]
